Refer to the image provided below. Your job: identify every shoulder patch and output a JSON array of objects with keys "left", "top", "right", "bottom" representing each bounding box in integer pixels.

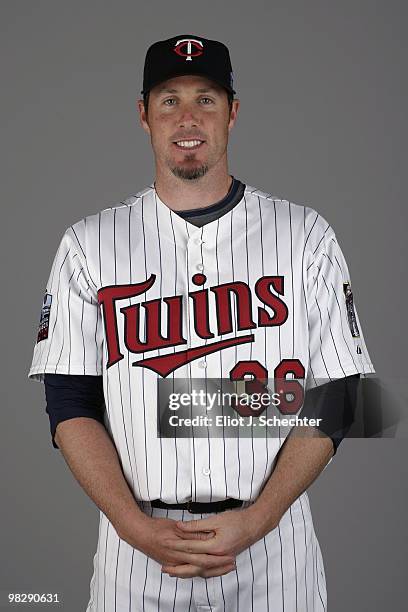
[
  {"left": 343, "top": 281, "right": 360, "bottom": 338},
  {"left": 37, "top": 292, "right": 52, "bottom": 343}
]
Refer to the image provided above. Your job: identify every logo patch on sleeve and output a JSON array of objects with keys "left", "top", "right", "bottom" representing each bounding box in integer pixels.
[
  {"left": 343, "top": 281, "right": 360, "bottom": 338},
  {"left": 37, "top": 292, "right": 52, "bottom": 343}
]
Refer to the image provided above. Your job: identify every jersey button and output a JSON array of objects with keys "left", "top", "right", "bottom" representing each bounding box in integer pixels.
[
  {"left": 198, "top": 360, "right": 207, "bottom": 368},
  {"left": 202, "top": 467, "right": 211, "bottom": 476},
  {"left": 196, "top": 263, "right": 204, "bottom": 271},
  {"left": 194, "top": 238, "right": 203, "bottom": 245}
]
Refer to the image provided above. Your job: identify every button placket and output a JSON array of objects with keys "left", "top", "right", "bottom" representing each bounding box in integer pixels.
[
  {"left": 186, "top": 229, "right": 207, "bottom": 358},
  {"left": 186, "top": 229, "right": 212, "bottom": 493}
]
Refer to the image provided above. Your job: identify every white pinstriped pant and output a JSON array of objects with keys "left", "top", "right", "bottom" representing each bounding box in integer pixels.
[{"left": 86, "top": 492, "right": 327, "bottom": 611}]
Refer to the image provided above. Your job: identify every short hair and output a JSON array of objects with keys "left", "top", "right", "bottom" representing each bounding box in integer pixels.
[{"left": 143, "top": 89, "right": 234, "bottom": 117}]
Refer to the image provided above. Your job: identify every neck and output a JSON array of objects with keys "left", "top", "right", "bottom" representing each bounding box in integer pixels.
[{"left": 153, "top": 164, "right": 233, "bottom": 212}]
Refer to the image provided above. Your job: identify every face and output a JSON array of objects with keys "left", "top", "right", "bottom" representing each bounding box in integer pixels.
[{"left": 138, "top": 74, "right": 239, "bottom": 181}]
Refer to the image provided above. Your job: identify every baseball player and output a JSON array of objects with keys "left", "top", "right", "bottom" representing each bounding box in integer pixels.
[{"left": 28, "top": 34, "right": 375, "bottom": 611}]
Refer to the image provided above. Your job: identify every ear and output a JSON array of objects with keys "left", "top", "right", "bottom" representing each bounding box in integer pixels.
[
  {"left": 138, "top": 99, "right": 151, "bottom": 135},
  {"left": 228, "top": 99, "right": 240, "bottom": 132}
]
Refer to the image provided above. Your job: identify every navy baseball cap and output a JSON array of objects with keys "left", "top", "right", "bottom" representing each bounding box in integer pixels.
[{"left": 141, "top": 34, "right": 236, "bottom": 96}]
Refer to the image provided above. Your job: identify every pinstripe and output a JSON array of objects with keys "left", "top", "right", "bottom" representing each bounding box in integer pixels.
[
  {"left": 248, "top": 545, "right": 255, "bottom": 612},
  {"left": 299, "top": 495, "right": 309, "bottom": 612},
  {"left": 301, "top": 208, "right": 318, "bottom": 388},
  {"left": 289, "top": 506, "right": 299, "bottom": 610},
  {"left": 315, "top": 263, "right": 348, "bottom": 377},
  {"left": 257, "top": 196, "right": 269, "bottom": 491},
  {"left": 234, "top": 561, "right": 239, "bottom": 612},
  {"left": 273, "top": 199, "right": 283, "bottom": 448},
  {"left": 288, "top": 201, "right": 300, "bottom": 611},
  {"left": 69, "top": 224, "right": 98, "bottom": 291},
  {"left": 311, "top": 522, "right": 317, "bottom": 608},
  {"left": 77, "top": 271, "right": 86, "bottom": 373},
  {"left": 54, "top": 264, "right": 76, "bottom": 370},
  {"left": 183, "top": 221, "right": 197, "bottom": 501},
  {"left": 154, "top": 195, "right": 164, "bottom": 500},
  {"left": 273, "top": 198, "right": 286, "bottom": 606},
  {"left": 127, "top": 203, "right": 141, "bottom": 496},
  {"left": 96, "top": 514, "right": 102, "bottom": 612},
  {"left": 315, "top": 539, "right": 326, "bottom": 611},
  {"left": 244, "top": 196, "right": 256, "bottom": 503},
  {"left": 128, "top": 548, "right": 134, "bottom": 612},
  {"left": 215, "top": 217, "right": 228, "bottom": 499},
  {"left": 103, "top": 307, "right": 112, "bottom": 424},
  {"left": 188, "top": 579, "right": 194, "bottom": 611},
  {"left": 304, "top": 212, "right": 319, "bottom": 251},
  {"left": 94, "top": 298, "right": 99, "bottom": 374},
  {"left": 66, "top": 274, "right": 74, "bottom": 372},
  {"left": 262, "top": 535, "right": 270, "bottom": 612},
  {"left": 103, "top": 520, "right": 109, "bottom": 612},
  {"left": 219, "top": 572, "right": 226, "bottom": 612},
  {"left": 278, "top": 524, "right": 285, "bottom": 611},
  {"left": 169, "top": 211, "right": 180, "bottom": 502},
  {"left": 311, "top": 223, "right": 330, "bottom": 256},
  {"left": 114, "top": 208, "right": 135, "bottom": 490},
  {"left": 230, "top": 207, "right": 241, "bottom": 501},
  {"left": 142, "top": 506, "right": 154, "bottom": 611},
  {"left": 44, "top": 248, "right": 70, "bottom": 370},
  {"left": 114, "top": 538, "right": 120, "bottom": 612},
  {"left": 117, "top": 353, "right": 135, "bottom": 486},
  {"left": 157, "top": 508, "right": 168, "bottom": 611},
  {"left": 172, "top": 509, "right": 184, "bottom": 611},
  {"left": 87, "top": 511, "right": 102, "bottom": 611},
  {"left": 141, "top": 196, "right": 151, "bottom": 499},
  {"left": 313, "top": 274, "right": 331, "bottom": 377}
]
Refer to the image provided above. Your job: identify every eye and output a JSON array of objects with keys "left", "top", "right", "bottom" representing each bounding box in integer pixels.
[
  {"left": 200, "top": 97, "right": 213, "bottom": 104},
  {"left": 163, "top": 98, "right": 176, "bottom": 106}
]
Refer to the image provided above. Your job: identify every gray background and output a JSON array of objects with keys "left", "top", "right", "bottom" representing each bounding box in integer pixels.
[{"left": 1, "top": 0, "right": 406, "bottom": 610}]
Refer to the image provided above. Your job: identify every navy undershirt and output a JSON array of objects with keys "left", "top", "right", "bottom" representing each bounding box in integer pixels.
[{"left": 43, "top": 176, "right": 360, "bottom": 453}]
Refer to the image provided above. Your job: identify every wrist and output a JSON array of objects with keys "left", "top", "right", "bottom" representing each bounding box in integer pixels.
[
  {"left": 115, "top": 506, "right": 151, "bottom": 544},
  {"left": 245, "top": 500, "right": 282, "bottom": 540}
]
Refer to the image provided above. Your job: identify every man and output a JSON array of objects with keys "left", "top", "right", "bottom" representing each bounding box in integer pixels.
[{"left": 28, "top": 34, "right": 375, "bottom": 611}]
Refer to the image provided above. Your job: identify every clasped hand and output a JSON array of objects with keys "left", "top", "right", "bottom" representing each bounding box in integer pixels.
[{"left": 156, "top": 508, "right": 260, "bottom": 578}]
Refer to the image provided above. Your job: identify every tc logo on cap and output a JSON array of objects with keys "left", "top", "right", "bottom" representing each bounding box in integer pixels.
[{"left": 173, "top": 38, "right": 204, "bottom": 61}]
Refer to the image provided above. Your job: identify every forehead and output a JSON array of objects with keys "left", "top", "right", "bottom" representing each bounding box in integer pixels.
[{"left": 151, "top": 74, "right": 225, "bottom": 95}]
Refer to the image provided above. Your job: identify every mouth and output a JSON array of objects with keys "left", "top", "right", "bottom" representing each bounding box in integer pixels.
[{"left": 172, "top": 139, "right": 206, "bottom": 151}]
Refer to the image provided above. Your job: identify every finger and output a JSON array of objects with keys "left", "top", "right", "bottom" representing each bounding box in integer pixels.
[
  {"left": 176, "top": 517, "right": 218, "bottom": 532},
  {"left": 162, "top": 555, "right": 236, "bottom": 571},
  {"left": 162, "top": 564, "right": 202, "bottom": 579},
  {"left": 175, "top": 528, "right": 215, "bottom": 540},
  {"left": 170, "top": 537, "right": 221, "bottom": 555},
  {"left": 163, "top": 562, "right": 236, "bottom": 579},
  {"left": 200, "top": 562, "right": 237, "bottom": 578},
  {"left": 168, "top": 552, "right": 235, "bottom": 569}
]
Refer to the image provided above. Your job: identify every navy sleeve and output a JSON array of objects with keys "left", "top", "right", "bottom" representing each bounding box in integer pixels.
[
  {"left": 44, "top": 374, "right": 105, "bottom": 449},
  {"left": 300, "top": 373, "right": 361, "bottom": 455}
]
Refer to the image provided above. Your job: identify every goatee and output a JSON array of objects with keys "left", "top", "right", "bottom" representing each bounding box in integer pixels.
[{"left": 170, "top": 163, "right": 209, "bottom": 181}]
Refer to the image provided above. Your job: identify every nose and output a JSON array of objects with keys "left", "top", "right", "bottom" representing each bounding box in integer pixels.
[{"left": 177, "top": 102, "right": 200, "bottom": 127}]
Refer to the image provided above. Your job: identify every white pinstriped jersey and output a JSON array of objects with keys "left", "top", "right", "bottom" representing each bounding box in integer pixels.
[{"left": 28, "top": 182, "right": 375, "bottom": 504}]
